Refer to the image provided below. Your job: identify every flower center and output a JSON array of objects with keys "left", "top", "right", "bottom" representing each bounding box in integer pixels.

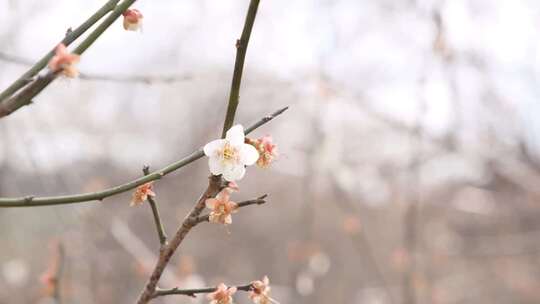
[{"left": 222, "top": 142, "right": 238, "bottom": 162}]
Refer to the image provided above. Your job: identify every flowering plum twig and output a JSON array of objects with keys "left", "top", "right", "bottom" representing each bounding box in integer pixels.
[
  {"left": 135, "top": 175, "right": 222, "bottom": 304},
  {"left": 0, "top": 0, "right": 139, "bottom": 118},
  {"left": 152, "top": 284, "right": 253, "bottom": 299},
  {"left": 136, "top": 1, "right": 263, "bottom": 302},
  {"left": 221, "top": 0, "right": 261, "bottom": 137},
  {"left": 195, "top": 194, "right": 268, "bottom": 225},
  {"left": 0, "top": 0, "right": 121, "bottom": 104},
  {"left": 0, "top": 106, "right": 286, "bottom": 207},
  {"left": 135, "top": 191, "right": 268, "bottom": 304},
  {"left": 142, "top": 165, "right": 168, "bottom": 248}
]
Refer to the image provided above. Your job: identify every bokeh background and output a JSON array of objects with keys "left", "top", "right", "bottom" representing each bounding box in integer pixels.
[{"left": 2, "top": 0, "right": 540, "bottom": 303}]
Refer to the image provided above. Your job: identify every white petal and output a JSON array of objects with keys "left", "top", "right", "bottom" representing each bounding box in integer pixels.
[
  {"left": 225, "top": 124, "right": 245, "bottom": 146},
  {"left": 240, "top": 143, "right": 259, "bottom": 166},
  {"left": 222, "top": 164, "right": 246, "bottom": 181},
  {"left": 203, "top": 139, "right": 226, "bottom": 157},
  {"left": 208, "top": 157, "right": 224, "bottom": 175}
]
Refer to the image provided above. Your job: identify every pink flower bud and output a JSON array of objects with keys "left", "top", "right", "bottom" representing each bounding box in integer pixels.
[
  {"left": 122, "top": 8, "right": 143, "bottom": 31},
  {"left": 48, "top": 43, "right": 80, "bottom": 78},
  {"left": 247, "top": 135, "right": 278, "bottom": 168},
  {"left": 208, "top": 283, "right": 237, "bottom": 304},
  {"left": 130, "top": 182, "right": 156, "bottom": 206}
]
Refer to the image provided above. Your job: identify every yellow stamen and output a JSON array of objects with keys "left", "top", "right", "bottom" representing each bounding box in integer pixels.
[{"left": 222, "top": 142, "right": 238, "bottom": 162}]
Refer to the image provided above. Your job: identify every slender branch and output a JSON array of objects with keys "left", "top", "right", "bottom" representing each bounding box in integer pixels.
[
  {"left": 110, "top": 218, "right": 180, "bottom": 285},
  {"left": 244, "top": 106, "right": 288, "bottom": 134},
  {"left": 136, "top": 185, "right": 268, "bottom": 303},
  {"left": 41, "top": 241, "right": 66, "bottom": 304},
  {"left": 194, "top": 194, "right": 268, "bottom": 224},
  {"left": 0, "top": 106, "right": 287, "bottom": 207},
  {"left": 135, "top": 175, "right": 223, "bottom": 304},
  {"left": 142, "top": 166, "right": 168, "bottom": 247},
  {"left": 0, "top": 0, "right": 138, "bottom": 119},
  {"left": 221, "top": 0, "right": 261, "bottom": 137},
  {"left": 0, "top": 52, "right": 193, "bottom": 84},
  {"left": 78, "top": 73, "right": 192, "bottom": 84},
  {"left": 0, "top": 0, "right": 120, "bottom": 103},
  {"left": 152, "top": 284, "right": 253, "bottom": 299},
  {"left": 53, "top": 243, "right": 65, "bottom": 304}
]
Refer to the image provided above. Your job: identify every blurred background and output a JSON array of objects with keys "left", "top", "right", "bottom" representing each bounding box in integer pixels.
[{"left": 2, "top": 0, "right": 540, "bottom": 303}]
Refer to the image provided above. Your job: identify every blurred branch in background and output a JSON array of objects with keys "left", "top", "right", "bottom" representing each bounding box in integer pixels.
[
  {"left": 110, "top": 218, "right": 180, "bottom": 285},
  {"left": 331, "top": 178, "right": 395, "bottom": 303},
  {"left": 39, "top": 241, "right": 66, "bottom": 304},
  {"left": 0, "top": 52, "right": 193, "bottom": 84},
  {"left": 402, "top": 98, "right": 425, "bottom": 304}
]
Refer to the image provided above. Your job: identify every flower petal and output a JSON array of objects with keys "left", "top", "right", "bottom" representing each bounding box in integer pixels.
[
  {"left": 209, "top": 213, "right": 218, "bottom": 223},
  {"left": 225, "top": 124, "right": 245, "bottom": 146},
  {"left": 206, "top": 198, "right": 218, "bottom": 209},
  {"left": 222, "top": 164, "right": 246, "bottom": 181},
  {"left": 208, "top": 157, "right": 225, "bottom": 175},
  {"left": 240, "top": 143, "right": 259, "bottom": 165},
  {"left": 56, "top": 43, "right": 67, "bottom": 54},
  {"left": 216, "top": 190, "right": 230, "bottom": 202},
  {"left": 204, "top": 139, "right": 226, "bottom": 157}
]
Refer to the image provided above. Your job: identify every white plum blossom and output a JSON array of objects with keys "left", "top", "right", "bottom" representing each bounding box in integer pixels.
[{"left": 204, "top": 125, "right": 259, "bottom": 181}]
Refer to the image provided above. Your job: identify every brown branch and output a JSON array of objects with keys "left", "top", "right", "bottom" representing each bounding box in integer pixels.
[
  {"left": 135, "top": 189, "right": 267, "bottom": 303},
  {"left": 152, "top": 283, "right": 253, "bottom": 299},
  {"left": 135, "top": 175, "right": 223, "bottom": 304},
  {"left": 142, "top": 166, "right": 168, "bottom": 248}
]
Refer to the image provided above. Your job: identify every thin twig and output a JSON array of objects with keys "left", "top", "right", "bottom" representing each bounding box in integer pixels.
[
  {"left": 152, "top": 284, "right": 253, "bottom": 299},
  {"left": 194, "top": 194, "right": 268, "bottom": 224},
  {"left": 110, "top": 218, "right": 180, "bottom": 285},
  {"left": 221, "top": 0, "right": 261, "bottom": 137},
  {"left": 135, "top": 175, "right": 223, "bottom": 304},
  {"left": 142, "top": 166, "right": 168, "bottom": 247},
  {"left": 0, "top": 52, "right": 193, "bottom": 84},
  {"left": 0, "top": 0, "right": 120, "bottom": 103},
  {"left": 53, "top": 243, "right": 65, "bottom": 304},
  {"left": 40, "top": 241, "right": 66, "bottom": 304},
  {"left": 0, "top": 0, "right": 139, "bottom": 118},
  {"left": 0, "top": 106, "right": 286, "bottom": 207},
  {"left": 136, "top": 186, "right": 268, "bottom": 303},
  {"left": 79, "top": 73, "right": 192, "bottom": 84}
]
